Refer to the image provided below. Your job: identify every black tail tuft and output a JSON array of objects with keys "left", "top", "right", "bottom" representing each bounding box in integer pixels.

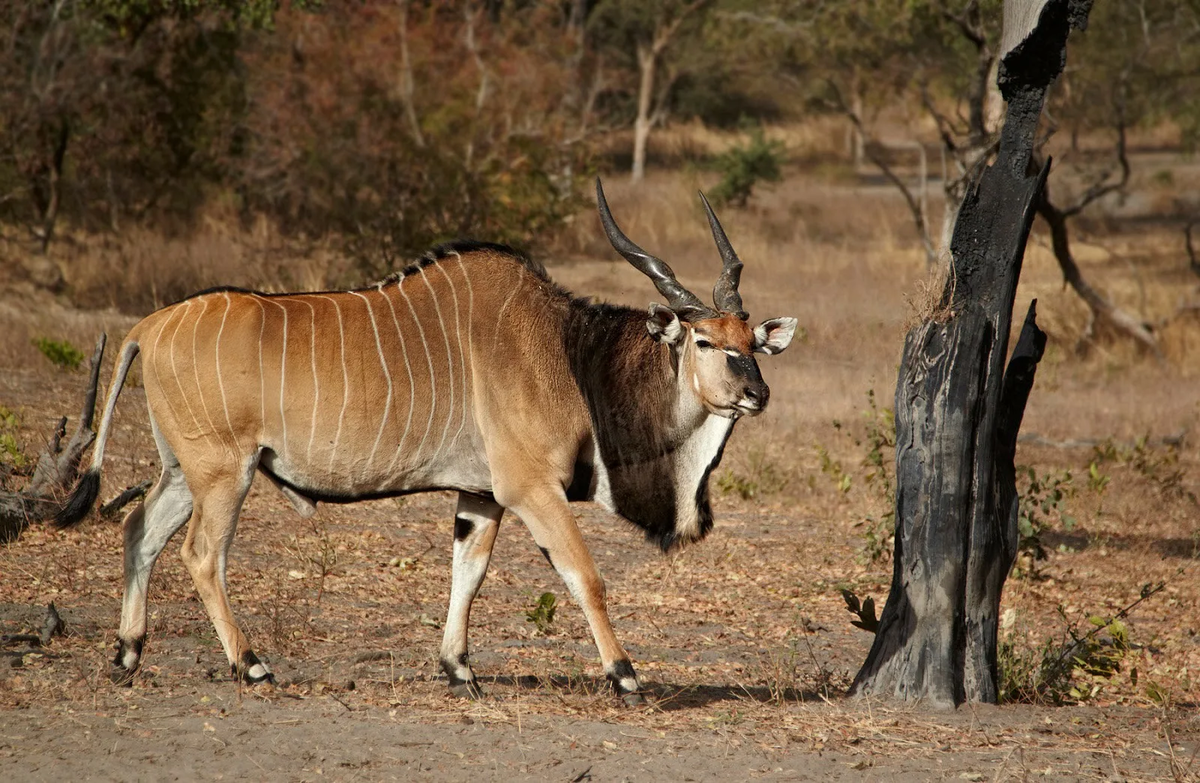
[{"left": 54, "top": 469, "right": 101, "bottom": 529}]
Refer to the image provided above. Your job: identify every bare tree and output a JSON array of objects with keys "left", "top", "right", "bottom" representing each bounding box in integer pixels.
[
  {"left": 851, "top": 0, "right": 1089, "bottom": 706},
  {"left": 591, "top": 0, "right": 711, "bottom": 183}
]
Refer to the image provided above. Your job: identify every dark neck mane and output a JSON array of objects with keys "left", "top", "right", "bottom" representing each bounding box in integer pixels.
[{"left": 563, "top": 301, "right": 726, "bottom": 551}]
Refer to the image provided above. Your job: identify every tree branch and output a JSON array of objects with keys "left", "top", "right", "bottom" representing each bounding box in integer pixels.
[
  {"left": 1036, "top": 192, "right": 1162, "bottom": 359},
  {"left": 829, "top": 81, "right": 937, "bottom": 266}
]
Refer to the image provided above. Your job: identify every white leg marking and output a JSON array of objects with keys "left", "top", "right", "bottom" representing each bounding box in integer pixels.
[
  {"left": 191, "top": 296, "right": 222, "bottom": 441},
  {"left": 169, "top": 300, "right": 202, "bottom": 432},
  {"left": 419, "top": 265, "right": 455, "bottom": 463},
  {"left": 381, "top": 285, "right": 416, "bottom": 478},
  {"left": 216, "top": 293, "right": 238, "bottom": 448},
  {"left": 398, "top": 281, "right": 435, "bottom": 466},
  {"left": 351, "top": 290, "right": 393, "bottom": 472}
]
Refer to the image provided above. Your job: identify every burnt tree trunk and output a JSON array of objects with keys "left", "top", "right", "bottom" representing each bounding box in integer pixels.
[
  {"left": 0, "top": 334, "right": 105, "bottom": 543},
  {"left": 850, "top": 0, "right": 1091, "bottom": 706}
]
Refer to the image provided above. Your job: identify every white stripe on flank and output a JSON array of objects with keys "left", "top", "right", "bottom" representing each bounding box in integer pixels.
[
  {"left": 215, "top": 293, "right": 237, "bottom": 448},
  {"left": 317, "top": 295, "right": 349, "bottom": 473},
  {"left": 302, "top": 298, "right": 320, "bottom": 462},
  {"left": 437, "top": 258, "right": 468, "bottom": 446},
  {"left": 253, "top": 297, "right": 266, "bottom": 440},
  {"left": 492, "top": 273, "right": 524, "bottom": 352},
  {"left": 351, "top": 290, "right": 393, "bottom": 472},
  {"left": 272, "top": 299, "right": 290, "bottom": 460},
  {"left": 380, "top": 284, "right": 416, "bottom": 478},
  {"left": 169, "top": 300, "right": 202, "bottom": 433},
  {"left": 191, "top": 296, "right": 221, "bottom": 442},
  {"left": 398, "top": 280, "right": 436, "bottom": 466},
  {"left": 419, "top": 266, "right": 454, "bottom": 463},
  {"left": 151, "top": 305, "right": 186, "bottom": 427},
  {"left": 457, "top": 255, "right": 476, "bottom": 430}
]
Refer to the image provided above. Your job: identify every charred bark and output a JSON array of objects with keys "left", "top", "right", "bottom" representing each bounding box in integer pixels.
[
  {"left": 850, "top": 0, "right": 1088, "bottom": 706},
  {"left": 0, "top": 334, "right": 105, "bottom": 542}
]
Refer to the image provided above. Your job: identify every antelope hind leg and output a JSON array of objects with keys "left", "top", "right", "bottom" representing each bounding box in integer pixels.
[
  {"left": 113, "top": 422, "right": 194, "bottom": 684},
  {"left": 178, "top": 458, "right": 273, "bottom": 684}
]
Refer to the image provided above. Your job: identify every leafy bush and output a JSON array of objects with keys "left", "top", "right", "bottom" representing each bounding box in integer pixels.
[
  {"left": 1000, "top": 582, "right": 1164, "bottom": 705},
  {"left": 708, "top": 124, "right": 784, "bottom": 208},
  {"left": 32, "top": 338, "right": 84, "bottom": 370}
]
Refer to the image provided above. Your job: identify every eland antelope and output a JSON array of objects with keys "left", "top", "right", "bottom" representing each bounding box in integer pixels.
[{"left": 56, "top": 179, "right": 797, "bottom": 703}]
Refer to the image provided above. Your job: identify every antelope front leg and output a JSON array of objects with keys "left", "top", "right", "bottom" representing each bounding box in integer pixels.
[
  {"left": 440, "top": 492, "right": 503, "bottom": 698},
  {"left": 504, "top": 487, "right": 645, "bottom": 705}
]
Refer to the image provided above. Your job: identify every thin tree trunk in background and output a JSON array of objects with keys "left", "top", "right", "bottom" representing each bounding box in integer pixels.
[
  {"left": 848, "top": 83, "right": 864, "bottom": 169},
  {"left": 850, "top": 0, "right": 1091, "bottom": 706},
  {"left": 397, "top": 0, "right": 425, "bottom": 149},
  {"left": 631, "top": 42, "right": 656, "bottom": 183}
]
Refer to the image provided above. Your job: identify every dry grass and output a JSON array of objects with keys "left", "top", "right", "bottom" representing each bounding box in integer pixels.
[{"left": 2, "top": 130, "right": 1200, "bottom": 778}]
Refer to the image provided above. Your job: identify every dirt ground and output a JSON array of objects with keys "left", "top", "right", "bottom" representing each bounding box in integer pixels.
[{"left": 2, "top": 169, "right": 1200, "bottom": 781}]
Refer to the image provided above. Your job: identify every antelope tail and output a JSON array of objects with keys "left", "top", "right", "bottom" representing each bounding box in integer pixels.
[{"left": 55, "top": 339, "right": 141, "bottom": 528}]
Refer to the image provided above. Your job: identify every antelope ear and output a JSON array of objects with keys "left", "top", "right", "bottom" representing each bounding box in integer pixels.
[
  {"left": 753, "top": 317, "right": 798, "bottom": 355},
  {"left": 646, "top": 303, "right": 685, "bottom": 345}
]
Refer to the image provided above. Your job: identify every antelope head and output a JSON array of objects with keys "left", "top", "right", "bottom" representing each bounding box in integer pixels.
[{"left": 596, "top": 179, "right": 798, "bottom": 420}]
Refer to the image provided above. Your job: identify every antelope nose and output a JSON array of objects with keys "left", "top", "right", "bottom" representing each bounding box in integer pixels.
[{"left": 744, "top": 385, "right": 769, "bottom": 409}]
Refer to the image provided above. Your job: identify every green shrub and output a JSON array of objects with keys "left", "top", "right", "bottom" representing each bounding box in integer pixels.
[
  {"left": 708, "top": 124, "right": 784, "bottom": 208},
  {"left": 33, "top": 338, "right": 85, "bottom": 370},
  {"left": 999, "top": 583, "right": 1163, "bottom": 705}
]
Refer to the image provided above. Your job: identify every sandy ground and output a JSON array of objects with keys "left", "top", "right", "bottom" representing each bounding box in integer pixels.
[{"left": 3, "top": 171, "right": 1200, "bottom": 781}]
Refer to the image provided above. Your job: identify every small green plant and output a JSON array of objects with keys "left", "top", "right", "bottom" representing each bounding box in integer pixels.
[
  {"left": 1092, "top": 436, "right": 1194, "bottom": 502},
  {"left": 32, "top": 337, "right": 85, "bottom": 370},
  {"left": 0, "top": 406, "right": 25, "bottom": 471},
  {"left": 999, "top": 582, "right": 1163, "bottom": 705},
  {"left": 716, "top": 445, "right": 787, "bottom": 500},
  {"left": 525, "top": 591, "right": 557, "bottom": 635},
  {"left": 857, "top": 389, "right": 896, "bottom": 564},
  {"left": 1014, "top": 467, "right": 1075, "bottom": 576},
  {"left": 1086, "top": 460, "right": 1110, "bottom": 494},
  {"left": 708, "top": 123, "right": 784, "bottom": 208},
  {"left": 815, "top": 443, "right": 851, "bottom": 493}
]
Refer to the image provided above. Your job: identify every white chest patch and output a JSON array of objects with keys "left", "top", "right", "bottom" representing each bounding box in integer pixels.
[{"left": 671, "top": 413, "right": 734, "bottom": 543}]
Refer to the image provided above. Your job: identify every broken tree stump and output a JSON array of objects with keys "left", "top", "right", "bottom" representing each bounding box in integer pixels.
[
  {"left": 849, "top": 0, "right": 1090, "bottom": 706},
  {"left": 0, "top": 334, "right": 106, "bottom": 543}
]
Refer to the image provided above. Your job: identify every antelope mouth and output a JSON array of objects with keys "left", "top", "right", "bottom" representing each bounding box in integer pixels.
[{"left": 734, "top": 398, "right": 765, "bottom": 417}]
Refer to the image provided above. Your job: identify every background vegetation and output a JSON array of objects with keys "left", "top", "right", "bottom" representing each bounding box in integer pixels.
[
  {"left": 2, "top": 1, "right": 1197, "bottom": 307},
  {"left": 2, "top": 3, "right": 1200, "bottom": 774}
]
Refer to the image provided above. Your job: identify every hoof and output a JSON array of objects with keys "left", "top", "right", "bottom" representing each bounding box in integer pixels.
[
  {"left": 233, "top": 651, "right": 274, "bottom": 684},
  {"left": 621, "top": 691, "right": 648, "bottom": 708},
  {"left": 245, "top": 670, "right": 276, "bottom": 686},
  {"left": 448, "top": 680, "right": 484, "bottom": 700},
  {"left": 109, "top": 666, "right": 136, "bottom": 687}
]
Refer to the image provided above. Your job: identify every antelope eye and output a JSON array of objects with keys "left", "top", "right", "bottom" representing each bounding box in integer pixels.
[{"left": 695, "top": 339, "right": 714, "bottom": 350}]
